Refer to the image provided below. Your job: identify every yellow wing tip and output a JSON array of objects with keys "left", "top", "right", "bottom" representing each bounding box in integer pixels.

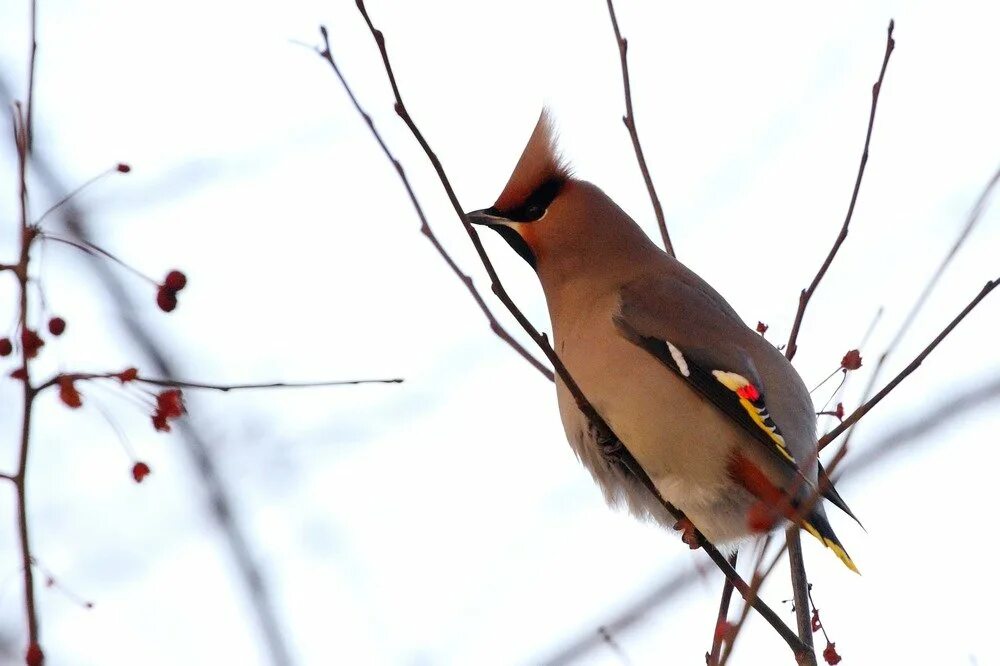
[{"left": 802, "top": 522, "right": 860, "bottom": 574}]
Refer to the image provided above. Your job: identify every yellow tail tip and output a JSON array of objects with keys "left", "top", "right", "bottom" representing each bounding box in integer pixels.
[{"left": 802, "top": 522, "right": 860, "bottom": 574}]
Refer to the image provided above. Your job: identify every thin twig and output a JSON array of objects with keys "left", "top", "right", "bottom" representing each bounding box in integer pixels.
[
  {"left": 3, "top": 71, "right": 296, "bottom": 665},
  {"left": 540, "top": 565, "right": 697, "bottom": 665},
  {"left": 41, "top": 233, "right": 159, "bottom": 286},
  {"left": 314, "top": 26, "right": 553, "bottom": 382},
  {"left": 348, "top": 1, "right": 808, "bottom": 656},
  {"left": 719, "top": 535, "right": 777, "bottom": 665},
  {"left": 36, "top": 371, "right": 403, "bottom": 393},
  {"left": 831, "top": 165, "right": 1000, "bottom": 452},
  {"left": 707, "top": 551, "right": 738, "bottom": 666},
  {"left": 604, "top": 0, "right": 673, "bottom": 256},
  {"left": 13, "top": 94, "right": 40, "bottom": 658},
  {"left": 597, "top": 626, "right": 631, "bottom": 666},
  {"left": 25, "top": 0, "right": 37, "bottom": 149},
  {"left": 785, "top": 20, "right": 895, "bottom": 361},
  {"left": 786, "top": 528, "right": 816, "bottom": 663},
  {"left": 819, "top": 277, "right": 998, "bottom": 450}
]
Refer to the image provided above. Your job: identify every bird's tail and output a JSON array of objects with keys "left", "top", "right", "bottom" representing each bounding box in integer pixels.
[{"left": 799, "top": 507, "right": 859, "bottom": 574}]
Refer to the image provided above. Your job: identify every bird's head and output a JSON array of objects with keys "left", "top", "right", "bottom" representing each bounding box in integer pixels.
[{"left": 467, "top": 110, "right": 655, "bottom": 276}]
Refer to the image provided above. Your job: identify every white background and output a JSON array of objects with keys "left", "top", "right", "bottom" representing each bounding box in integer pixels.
[{"left": 0, "top": 0, "right": 998, "bottom": 664}]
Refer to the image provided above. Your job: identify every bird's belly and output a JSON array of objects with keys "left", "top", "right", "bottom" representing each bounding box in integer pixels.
[{"left": 555, "top": 321, "right": 757, "bottom": 543}]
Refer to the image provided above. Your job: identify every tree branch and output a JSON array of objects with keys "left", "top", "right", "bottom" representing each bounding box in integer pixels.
[
  {"left": 819, "top": 277, "right": 998, "bottom": 451},
  {"left": 785, "top": 20, "right": 895, "bottom": 361},
  {"left": 313, "top": 26, "right": 553, "bottom": 382},
  {"left": 344, "top": 1, "right": 808, "bottom": 657},
  {"left": 35, "top": 371, "right": 402, "bottom": 393},
  {"left": 604, "top": 0, "right": 673, "bottom": 256}
]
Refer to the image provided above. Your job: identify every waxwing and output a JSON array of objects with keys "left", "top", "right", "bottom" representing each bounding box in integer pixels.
[{"left": 467, "top": 110, "right": 859, "bottom": 572}]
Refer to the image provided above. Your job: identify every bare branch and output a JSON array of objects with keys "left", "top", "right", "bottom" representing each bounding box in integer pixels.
[
  {"left": 840, "top": 376, "right": 1000, "bottom": 476},
  {"left": 833, "top": 164, "right": 1000, "bottom": 452},
  {"left": 539, "top": 564, "right": 697, "bottom": 665},
  {"left": 36, "top": 371, "right": 403, "bottom": 393},
  {"left": 604, "top": 0, "right": 673, "bottom": 256},
  {"left": 707, "top": 551, "right": 738, "bottom": 666},
  {"left": 348, "top": 1, "right": 807, "bottom": 656},
  {"left": 819, "top": 277, "right": 998, "bottom": 450},
  {"left": 785, "top": 20, "right": 895, "bottom": 361},
  {"left": 313, "top": 26, "right": 553, "bottom": 382},
  {"left": 785, "top": 528, "right": 816, "bottom": 664}
]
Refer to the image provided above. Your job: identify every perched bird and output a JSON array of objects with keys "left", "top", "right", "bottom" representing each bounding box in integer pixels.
[{"left": 466, "top": 110, "right": 859, "bottom": 571}]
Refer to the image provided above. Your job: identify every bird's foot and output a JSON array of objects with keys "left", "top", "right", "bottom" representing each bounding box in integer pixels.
[
  {"left": 594, "top": 430, "right": 624, "bottom": 462},
  {"left": 673, "top": 518, "right": 701, "bottom": 549}
]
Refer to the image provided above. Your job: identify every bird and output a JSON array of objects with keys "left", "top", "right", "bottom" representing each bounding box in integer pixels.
[{"left": 465, "top": 110, "right": 859, "bottom": 572}]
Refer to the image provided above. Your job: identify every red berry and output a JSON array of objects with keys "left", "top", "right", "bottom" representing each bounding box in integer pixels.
[
  {"left": 115, "top": 367, "right": 139, "bottom": 383},
  {"left": 156, "top": 389, "right": 185, "bottom": 418},
  {"left": 0, "top": 337, "right": 11, "bottom": 356},
  {"left": 58, "top": 376, "right": 83, "bottom": 409},
  {"left": 840, "top": 349, "right": 863, "bottom": 371},
  {"left": 151, "top": 412, "right": 171, "bottom": 432},
  {"left": 164, "top": 269, "right": 187, "bottom": 291},
  {"left": 20, "top": 329, "right": 44, "bottom": 359},
  {"left": 25, "top": 642, "right": 44, "bottom": 666},
  {"left": 822, "top": 641, "right": 842, "bottom": 665},
  {"left": 132, "top": 461, "right": 151, "bottom": 483},
  {"left": 48, "top": 317, "right": 66, "bottom": 336},
  {"left": 756, "top": 321, "right": 769, "bottom": 334},
  {"left": 156, "top": 286, "right": 177, "bottom": 313},
  {"left": 116, "top": 163, "right": 131, "bottom": 173}
]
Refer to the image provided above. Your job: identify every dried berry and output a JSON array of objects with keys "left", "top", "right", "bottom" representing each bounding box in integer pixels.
[
  {"left": 156, "top": 389, "right": 185, "bottom": 418},
  {"left": 21, "top": 329, "right": 44, "bottom": 359},
  {"left": 840, "top": 349, "right": 862, "bottom": 371},
  {"left": 0, "top": 337, "right": 12, "bottom": 356},
  {"left": 156, "top": 286, "right": 178, "bottom": 313},
  {"left": 164, "top": 270, "right": 187, "bottom": 291},
  {"left": 822, "top": 641, "right": 842, "bottom": 665},
  {"left": 116, "top": 163, "right": 131, "bottom": 173},
  {"left": 756, "top": 321, "right": 769, "bottom": 334},
  {"left": 58, "top": 376, "right": 82, "bottom": 409},
  {"left": 48, "top": 317, "right": 66, "bottom": 336},
  {"left": 132, "top": 462, "right": 151, "bottom": 483},
  {"left": 151, "top": 412, "right": 170, "bottom": 433},
  {"left": 26, "top": 642, "right": 44, "bottom": 666},
  {"left": 115, "top": 367, "right": 139, "bottom": 383}
]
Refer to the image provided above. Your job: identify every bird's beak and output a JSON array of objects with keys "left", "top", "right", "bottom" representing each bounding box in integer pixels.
[
  {"left": 464, "top": 208, "right": 537, "bottom": 269},
  {"left": 465, "top": 208, "right": 509, "bottom": 228}
]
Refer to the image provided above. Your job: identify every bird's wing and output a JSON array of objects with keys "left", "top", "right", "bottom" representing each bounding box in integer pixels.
[{"left": 613, "top": 275, "right": 803, "bottom": 475}]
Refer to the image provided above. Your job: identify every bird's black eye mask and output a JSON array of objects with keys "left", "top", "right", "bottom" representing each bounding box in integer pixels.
[{"left": 487, "top": 177, "right": 565, "bottom": 222}]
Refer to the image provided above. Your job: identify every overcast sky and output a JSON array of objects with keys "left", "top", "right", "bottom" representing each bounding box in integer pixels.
[{"left": 1, "top": 0, "right": 998, "bottom": 664}]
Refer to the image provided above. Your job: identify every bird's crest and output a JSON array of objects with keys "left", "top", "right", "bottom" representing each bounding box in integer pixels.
[{"left": 494, "top": 108, "right": 571, "bottom": 212}]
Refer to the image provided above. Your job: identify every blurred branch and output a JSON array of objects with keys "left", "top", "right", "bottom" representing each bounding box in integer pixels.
[
  {"left": 62, "top": 205, "right": 296, "bottom": 666},
  {"left": 12, "top": 96, "right": 41, "bottom": 662},
  {"left": 785, "top": 20, "right": 895, "bottom": 362},
  {"left": 0, "top": 71, "right": 296, "bottom": 664},
  {"left": 785, "top": 528, "right": 814, "bottom": 661},
  {"left": 313, "top": 26, "right": 554, "bottom": 383},
  {"left": 36, "top": 371, "right": 402, "bottom": 393},
  {"left": 604, "top": 0, "right": 673, "bottom": 256},
  {"left": 339, "top": 1, "right": 808, "bottom": 658},
  {"left": 706, "top": 551, "right": 738, "bottom": 665},
  {"left": 840, "top": 376, "right": 1000, "bottom": 477},
  {"left": 832, "top": 164, "right": 1000, "bottom": 453},
  {"left": 818, "top": 277, "right": 998, "bottom": 451},
  {"left": 540, "top": 564, "right": 697, "bottom": 665}
]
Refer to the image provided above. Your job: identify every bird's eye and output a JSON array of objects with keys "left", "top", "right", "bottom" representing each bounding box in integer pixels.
[{"left": 525, "top": 203, "right": 545, "bottom": 220}]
